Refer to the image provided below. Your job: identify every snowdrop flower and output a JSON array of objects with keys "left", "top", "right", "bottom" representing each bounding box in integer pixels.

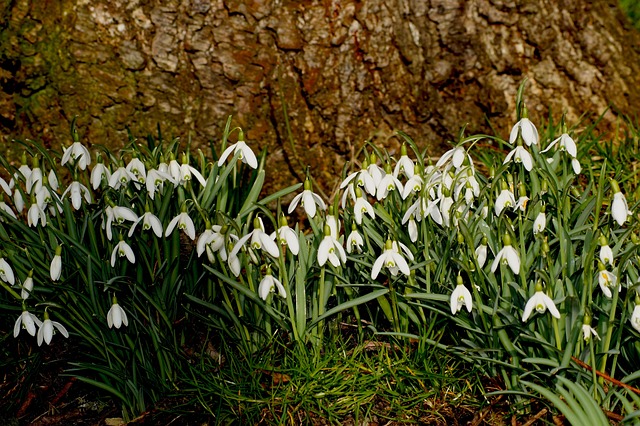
[
  {"left": 201, "top": 225, "right": 229, "bottom": 260},
  {"left": 27, "top": 199, "right": 47, "bottom": 227},
  {"left": 630, "top": 298, "right": 640, "bottom": 333},
  {"left": 599, "top": 235, "right": 614, "bottom": 266},
  {"left": 371, "top": 239, "right": 412, "bottom": 279},
  {"left": 111, "top": 238, "right": 136, "bottom": 267},
  {"left": 26, "top": 161, "right": 43, "bottom": 194},
  {"left": 107, "top": 297, "right": 129, "bottom": 329},
  {"left": 581, "top": 315, "right": 599, "bottom": 342},
  {"left": 21, "top": 270, "right": 34, "bottom": 299},
  {"left": 533, "top": 208, "right": 546, "bottom": 235},
  {"left": 494, "top": 183, "right": 516, "bottom": 216},
  {"left": 109, "top": 166, "right": 136, "bottom": 190},
  {"left": 288, "top": 178, "right": 326, "bottom": 218},
  {"left": 475, "top": 237, "right": 488, "bottom": 268},
  {"left": 90, "top": 156, "right": 111, "bottom": 189},
  {"left": 439, "top": 191, "right": 454, "bottom": 227},
  {"left": 353, "top": 187, "right": 375, "bottom": 225},
  {"left": 61, "top": 141, "right": 91, "bottom": 170},
  {"left": 146, "top": 167, "right": 175, "bottom": 199},
  {"left": 407, "top": 217, "right": 418, "bottom": 242},
  {"left": 270, "top": 215, "right": 300, "bottom": 256},
  {"left": 436, "top": 146, "right": 468, "bottom": 170},
  {"left": 393, "top": 144, "right": 415, "bottom": 179},
  {"left": 401, "top": 168, "right": 423, "bottom": 199},
  {"left": 14, "top": 310, "right": 42, "bottom": 337},
  {"left": 126, "top": 157, "right": 147, "bottom": 184},
  {"left": 37, "top": 310, "right": 69, "bottom": 346},
  {"left": 50, "top": 245, "right": 62, "bottom": 281},
  {"left": 13, "top": 187, "right": 25, "bottom": 213},
  {"left": 509, "top": 108, "right": 538, "bottom": 146},
  {"left": 346, "top": 224, "right": 364, "bottom": 253},
  {"left": 0, "top": 176, "right": 10, "bottom": 196},
  {"left": 178, "top": 153, "right": 207, "bottom": 187},
  {"left": 317, "top": 224, "right": 346, "bottom": 268},
  {"left": 491, "top": 234, "right": 520, "bottom": 275},
  {"left": 597, "top": 262, "right": 618, "bottom": 298},
  {"left": 610, "top": 180, "right": 632, "bottom": 226},
  {"left": 227, "top": 242, "right": 242, "bottom": 276},
  {"left": 514, "top": 195, "right": 529, "bottom": 213},
  {"left": 0, "top": 197, "right": 16, "bottom": 220},
  {"left": 377, "top": 164, "right": 403, "bottom": 200},
  {"left": 522, "top": 282, "right": 560, "bottom": 321},
  {"left": 128, "top": 209, "right": 163, "bottom": 238},
  {"left": 0, "top": 257, "right": 15, "bottom": 284},
  {"left": 503, "top": 145, "right": 533, "bottom": 171},
  {"left": 103, "top": 204, "right": 138, "bottom": 241},
  {"left": 450, "top": 275, "right": 472, "bottom": 315},
  {"left": 62, "top": 181, "right": 92, "bottom": 210},
  {"left": 231, "top": 216, "right": 280, "bottom": 261},
  {"left": 542, "top": 132, "right": 577, "bottom": 157},
  {"left": 258, "top": 269, "right": 287, "bottom": 301},
  {"left": 366, "top": 153, "right": 385, "bottom": 189},
  {"left": 217, "top": 130, "right": 258, "bottom": 169},
  {"left": 340, "top": 162, "right": 377, "bottom": 197},
  {"left": 165, "top": 206, "right": 197, "bottom": 240}
]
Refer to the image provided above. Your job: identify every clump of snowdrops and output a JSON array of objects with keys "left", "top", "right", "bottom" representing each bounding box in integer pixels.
[{"left": 3, "top": 84, "right": 640, "bottom": 420}]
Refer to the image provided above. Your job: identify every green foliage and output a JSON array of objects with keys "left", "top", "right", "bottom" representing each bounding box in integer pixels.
[{"left": 621, "top": 0, "right": 640, "bottom": 31}]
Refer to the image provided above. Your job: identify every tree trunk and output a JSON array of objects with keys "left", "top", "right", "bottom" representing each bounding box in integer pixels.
[{"left": 1, "top": 0, "right": 639, "bottom": 192}]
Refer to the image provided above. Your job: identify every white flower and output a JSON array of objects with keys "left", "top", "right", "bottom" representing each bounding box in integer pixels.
[
  {"left": 198, "top": 225, "right": 227, "bottom": 258},
  {"left": 107, "top": 301, "right": 129, "bottom": 329},
  {"left": 258, "top": 272, "right": 287, "bottom": 301},
  {"left": 353, "top": 189, "right": 375, "bottom": 225},
  {"left": 450, "top": 278, "right": 472, "bottom": 315},
  {"left": 179, "top": 160, "right": 207, "bottom": 187},
  {"left": 542, "top": 133, "right": 577, "bottom": 157},
  {"left": 371, "top": 239, "right": 411, "bottom": 279},
  {"left": 13, "top": 188, "right": 25, "bottom": 213},
  {"left": 146, "top": 168, "right": 175, "bottom": 199},
  {"left": 104, "top": 205, "right": 138, "bottom": 241},
  {"left": 288, "top": 179, "right": 326, "bottom": 218},
  {"left": 522, "top": 286, "right": 560, "bottom": 321},
  {"left": 111, "top": 239, "right": 136, "bottom": 267},
  {"left": 346, "top": 226, "right": 364, "bottom": 253},
  {"left": 491, "top": 240, "right": 520, "bottom": 275},
  {"left": 439, "top": 195, "right": 454, "bottom": 227},
  {"left": 21, "top": 271, "right": 34, "bottom": 299},
  {"left": 27, "top": 202, "right": 47, "bottom": 227},
  {"left": 0, "top": 257, "right": 15, "bottom": 284},
  {"left": 436, "top": 146, "right": 468, "bottom": 170},
  {"left": 61, "top": 142, "right": 91, "bottom": 170},
  {"left": 475, "top": 243, "right": 487, "bottom": 268},
  {"left": 341, "top": 169, "right": 377, "bottom": 197},
  {"left": 582, "top": 323, "right": 600, "bottom": 342},
  {"left": 128, "top": 211, "right": 163, "bottom": 238},
  {"left": 90, "top": 161, "right": 111, "bottom": 190},
  {"left": 495, "top": 188, "right": 516, "bottom": 216},
  {"left": 37, "top": 312, "right": 69, "bottom": 346},
  {"left": 611, "top": 191, "right": 631, "bottom": 226},
  {"left": 126, "top": 158, "right": 147, "bottom": 184},
  {"left": 108, "top": 166, "right": 136, "bottom": 190},
  {"left": 217, "top": 135, "right": 258, "bottom": 169},
  {"left": 509, "top": 117, "right": 538, "bottom": 146},
  {"left": 14, "top": 310, "right": 42, "bottom": 337},
  {"left": 514, "top": 196, "right": 529, "bottom": 212},
  {"left": 599, "top": 244, "right": 614, "bottom": 266},
  {"left": 571, "top": 158, "right": 581, "bottom": 175},
  {"left": 376, "top": 172, "right": 403, "bottom": 200},
  {"left": 165, "top": 210, "right": 196, "bottom": 240},
  {"left": 0, "top": 176, "right": 10, "bottom": 196},
  {"left": 533, "top": 211, "right": 546, "bottom": 234},
  {"left": 26, "top": 167, "right": 43, "bottom": 194},
  {"left": 231, "top": 217, "right": 280, "bottom": 260},
  {"left": 630, "top": 305, "right": 640, "bottom": 333},
  {"left": 50, "top": 246, "right": 62, "bottom": 281},
  {"left": 401, "top": 174, "right": 423, "bottom": 199},
  {"left": 407, "top": 218, "right": 418, "bottom": 243},
  {"left": 0, "top": 200, "right": 16, "bottom": 220},
  {"left": 62, "top": 181, "right": 92, "bottom": 210},
  {"left": 598, "top": 266, "right": 618, "bottom": 298},
  {"left": 317, "top": 225, "right": 346, "bottom": 267},
  {"left": 503, "top": 146, "right": 533, "bottom": 171},
  {"left": 270, "top": 220, "right": 300, "bottom": 256},
  {"left": 394, "top": 150, "right": 415, "bottom": 179}
]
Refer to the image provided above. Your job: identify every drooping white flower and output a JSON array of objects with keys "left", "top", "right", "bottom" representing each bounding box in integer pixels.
[
  {"left": 231, "top": 216, "right": 280, "bottom": 261},
  {"left": 503, "top": 145, "right": 533, "bottom": 171},
  {"left": 62, "top": 181, "right": 92, "bottom": 210},
  {"left": 0, "top": 199, "right": 16, "bottom": 220},
  {"left": 128, "top": 210, "right": 163, "bottom": 238},
  {"left": 288, "top": 179, "right": 326, "bottom": 218},
  {"left": 599, "top": 237, "right": 614, "bottom": 266},
  {"left": 14, "top": 310, "right": 42, "bottom": 337},
  {"left": 394, "top": 145, "right": 415, "bottom": 179},
  {"left": 258, "top": 270, "right": 287, "bottom": 301},
  {"left": 611, "top": 180, "right": 632, "bottom": 226},
  {"left": 509, "top": 116, "right": 539, "bottom": 146},
  {"left": 317, "top": 224, "right": 346, "bottom": 268},
  {"left": 0, "top": 257, "right": 15, "bottom": 284},
  {"left": 179, "top": 155, "right": 207, "bottom": 187},
  {"left": 146, "top": 167, "right": 175, "bottom": 199},
  {"left": 522, "top": 282, "right": 560, "bottom": 321},
  {"left": 353, "top": 188, "right": 375, "bottom": 225},
  {"left": 494, "top": 186, "right": 516, "bottom": 216},
  {"left": 199, "top": 225, "right": 228, "bottom": 259},
  {"left": 217, "top": 131, "right": 258, "bottom": 169},
  {"left": 108, "top": 166, "right": 136, "bottom": 190},
  {"left": 371, "top": 239, "right": 412, "bottom": 279},
  {"left": 107, "top": 298, "right": 129, "bottom": 329},
  {"left": 630, "top": 303, "right": 640, "bottom": 333},
  {"left": 377, "top": 165, "right": 403, "bottom": 200},
  {"left": 475, "top": 239, "right": 488, "bottom": 268},
  {"left": 270, "top": 216, "right": 300, "bottom": 256},
  {"left": 27, "top": 201, "right": 47, "bottom": 227},
  {"left": 346, "top": 225, "right": 364, "bottom": 253},
  {"left": 597, "top": 263, "right": 618, "bottom": 298},
  {"left": 436, "top": 146, "right": 469, "bottom": 170},
  {"left": 439, "top": 194, "right": 454, "bottom": 227},
  {"left": 533, "top": 211, "right": 546, "bottom": 235},
  {"left": 21, "top": 270, "right": 34, "bottom": 300},
  {"left": 450, "top": 276, "right": 472, "bottom": 315},
  {"left": 61, "top": 141, "right": 91, "bottom": 170},
  {"left": 111, "top": 239, "right": 136, "bottom": 267},
  {"left": 341, "top": 166, "right": 377, "bottom": 197},
  {"left": 126, "top": 157, "right": 147, "bottom": 184},
  {"left": 402, "top": 172, "right": 423, "bottom": 199},
  {"left": 491, "top": 235, "right": 520, "bottom": 275},
  {"left": 542, "top": 133, "right": 577, "bottom": 157},
  {"left": 90, "top": 159, "right": 111, "bottom": 190},
  {"left": 581, "top": 316, "right": 600, "bottom": 342},
  {"left": 50, "top": 245, "right": 62, "bottom": 281},
  {"left": 407, "top": 218, "right": 418, "bottom": 242},
  {"left": 37, "top": 311, "right": 69, "bottom": 346},
  {"left": 165, "top": 209, "right": 197, "bottom": 240},
  {"left": 103, "top": 204, "right": 138, "bottom": 241}
]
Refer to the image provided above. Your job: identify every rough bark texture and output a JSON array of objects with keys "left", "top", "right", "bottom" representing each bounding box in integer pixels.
[{"left": 1, "top": 0, "right": 639, "bottom": 192}]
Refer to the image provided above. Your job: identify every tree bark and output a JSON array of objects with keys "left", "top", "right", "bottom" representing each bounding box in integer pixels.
[{"left": 1, "top": 0, "right": 639, "bottom": 192}]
